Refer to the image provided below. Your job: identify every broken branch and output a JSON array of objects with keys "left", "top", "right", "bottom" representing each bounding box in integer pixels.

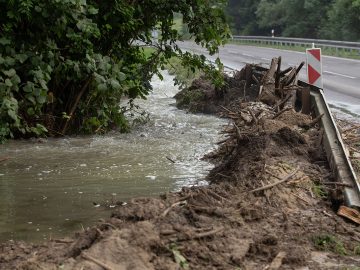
[{"left": 251, "top": 167, "right": 300, "bottom": 193}]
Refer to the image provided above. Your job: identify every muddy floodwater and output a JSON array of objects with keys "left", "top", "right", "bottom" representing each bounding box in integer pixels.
[{"left": 0, "top": 73, "right": 225, "bottom": 242}]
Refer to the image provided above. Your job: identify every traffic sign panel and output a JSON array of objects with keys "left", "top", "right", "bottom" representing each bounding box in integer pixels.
[{"left": 306, "top": 48, "right": 323, "bottom": 89}]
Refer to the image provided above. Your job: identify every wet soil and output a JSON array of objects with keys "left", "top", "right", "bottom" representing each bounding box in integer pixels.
[
  {"left": 174, "top": 66, "right": 259, "bottom": 114},
  {"left": 1, "top": 65, "right": 360, "bottom": 269}
]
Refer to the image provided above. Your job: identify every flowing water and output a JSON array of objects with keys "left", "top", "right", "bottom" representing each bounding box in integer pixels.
[{"left": 0, "top": 73, "right": 226, "bottom": 242}]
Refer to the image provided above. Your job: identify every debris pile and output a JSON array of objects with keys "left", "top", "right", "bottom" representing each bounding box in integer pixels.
[
  {"left": 1, "top": 59, "right": 360, "bottom": 270},
  {"left": 336, "top": 119, "right": 360, "bottom": 176}
]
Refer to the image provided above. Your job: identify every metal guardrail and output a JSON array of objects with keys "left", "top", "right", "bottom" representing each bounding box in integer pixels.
[
  {"left": 308, "top": 86, "right": 360, "bottom": 208},
  {"left": 232, "top": 35, "right": 360, "bottom": 52}
]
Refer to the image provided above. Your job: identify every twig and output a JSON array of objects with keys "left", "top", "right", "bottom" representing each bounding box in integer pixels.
[
  {"left": 220, "top": 105, "right": 235, "bottom": 114},
  {"left": 265, "top": 170, "right": 282, "bottom": 180},
  {"left": 349, "top": 146, "right": 360, "bottom": 154},
  {"left": 102, "top": 223, "right": 117, "bottom": 230},
  {"left": 266, "top": 251, "right": 286, "bottom": 270},
  {"left": 82, "top": 252, "right": 114, "bottom": 270},
  {"left": 251, "top": 167, "right": 300, "bottom": 193},
  {"left": 206, "top": 189, "right": 231, "bottom": 203},
  {"left": 308, "top": 113, "right": 324, "bottom": 127},
  {"left": 279, "top": 67, "right": 292, "bottom": 76},
  {"left": 322, "top": 182, "right": 353, "bottom": 188},
  {"left": 272, "top": 107, "right": 292, "bottom": 119},
  {"left": 161, "top": 201, "right": 187, "bottom": 217},
  {"left": 248, "top": 109, "right": 258, "bottom": 125},
  {"left": 216, "top": 138, "right": 230, "bottom": 145},
  {"left": 273, "top": 93, "right": 292, "bottom": 110},
  {"left": 233, "top": 123, "right": 242, "bottom": 139},
  {"left": 216, "top": 173, "right": 232, "bottom": 179},
  {"left": 346, "top": 138, "right": 360, "bottom": 144},
  {"left": 192, "top": 227, "right": 223, "bottom": 239},
  {"left": 342, "top": 124, "right": 360, "bottom": 134},
  {"left": 61, "top": 77, "right": 92, "bottom": 135}
]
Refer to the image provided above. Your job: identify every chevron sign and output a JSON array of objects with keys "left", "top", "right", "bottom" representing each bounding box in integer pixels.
[{"left": 306, "top": 48, "right": 323, "bottom": 89}]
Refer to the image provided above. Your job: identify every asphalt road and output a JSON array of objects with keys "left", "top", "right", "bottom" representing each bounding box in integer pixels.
[{"left": 179, "top": 41, "right": 360, "bottom": 117}]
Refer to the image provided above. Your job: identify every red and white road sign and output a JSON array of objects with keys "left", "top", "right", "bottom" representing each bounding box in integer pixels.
[{"left": 306, "top": 48, "right": 323, "bottom": 89}]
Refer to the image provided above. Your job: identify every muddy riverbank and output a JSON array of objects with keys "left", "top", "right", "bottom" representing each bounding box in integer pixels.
[{"left": 1, "top": 64, "right": 360, "bottom": 269}]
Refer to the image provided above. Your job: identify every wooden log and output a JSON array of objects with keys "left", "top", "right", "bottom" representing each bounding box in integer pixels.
[
  {"left": 300, "top": 87, "right": 311, "bottom": 115},
  {"left": 275, "top": 56, "right": 282, "bottom": 90},
  {"left": 337, "top": 205, "right": 360, "bottom": 225}
]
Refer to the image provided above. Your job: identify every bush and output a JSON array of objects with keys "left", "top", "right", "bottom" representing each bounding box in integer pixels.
[{"left": 0, "top": 0, "right": 230, "bottom": 142}]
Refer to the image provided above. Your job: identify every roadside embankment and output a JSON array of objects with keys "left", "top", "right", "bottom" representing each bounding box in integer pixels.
[{"left": 1, "top": 60, "right": 360, "bottom": 270}]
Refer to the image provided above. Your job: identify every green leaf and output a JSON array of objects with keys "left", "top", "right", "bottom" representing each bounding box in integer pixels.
[
  {"left": 37, "top": 95, "right": 47, "bottom": 104},
  {"left": 15, "top": 54, "right": 28, "bottom": 64},
  {"left": 171, "top": 249, "right": 189, "bottom": 269},
  {"left": 27, "top": 107, "right": 35, "bottom": 116},
  {"left": 33, "top": 88, "right": 41, "bottom": 97},
  {"left": 118, "top": 72, "right": 126, "bottom": 81},
  {"left": 3, "top": 69, "right": 16, "bottom": 78},
  {"left": 88, "top": 6, "right": 98, "bottom": 15},
  {"left": 7, "top": 110, "right": 18, "bottom": 121},
  {"left": 11, "top": 75, "right": 21, "bottom": 86},
  {"left": 24, "top": 83, "right": 34, "bottom": 93},
  {"left": 0, "top": 38, "right": 11, "bottom": 45},
  {"left": 5, "top": 79, "right": 13, "bottom": 87},
  {"left": 110, "top": 79, "right": 121, "bottom": 90},
  {"left": 39, "top": 79, "right": 48, "bottom": 90},
  {"left": 97, "top": 83, "right": 107, "bottom": 91},
  {"left": 4, "top": 57, "right": 15, "bottom": 66},
  {"left": 26, "top": 95, "right": 36, "bottom": 105}
]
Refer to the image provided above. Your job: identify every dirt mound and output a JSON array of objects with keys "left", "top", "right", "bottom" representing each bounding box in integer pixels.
[
  {"left": 174, "top": 65, "right": 259, "bottom": 114},
  {"left": 1, "top": 59, "right": 360, "bottom": 269}
]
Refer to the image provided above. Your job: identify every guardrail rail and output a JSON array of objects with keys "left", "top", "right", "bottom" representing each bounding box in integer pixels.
[{"left": 232, "top": 35, "right": 360, "bottom": 55}]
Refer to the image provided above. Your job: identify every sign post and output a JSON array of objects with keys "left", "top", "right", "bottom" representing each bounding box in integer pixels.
[{"left": 306, "top": 47, "right": 323, "bottom": 89}]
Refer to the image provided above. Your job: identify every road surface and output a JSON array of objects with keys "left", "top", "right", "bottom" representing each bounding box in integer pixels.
[{"left": 179, "top": 41, "right": 360, "bottom": 118}]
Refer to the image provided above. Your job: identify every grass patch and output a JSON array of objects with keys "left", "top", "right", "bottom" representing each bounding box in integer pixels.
[
  {"left": 230, "top": 39, "right": 360, "bottom": 60},
  {"left": 312, "top": 183, "right": 328, "bottom": 199},
  {"left": 166, "top": 57, "right": 202, "bottom": 89},
  {"left": 312, "top": 234, "right": 347, "bottom": 255},
  {"left": 175, "top": 88, "right": 205, "bottom": 111}
]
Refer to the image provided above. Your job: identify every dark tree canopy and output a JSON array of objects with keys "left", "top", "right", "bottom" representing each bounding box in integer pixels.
[
  {"left": 226, "top": 0, "right": 360, "bottom": 41},
  {"left": 0, "top": 0, "right": 230, "bottom": 141}
]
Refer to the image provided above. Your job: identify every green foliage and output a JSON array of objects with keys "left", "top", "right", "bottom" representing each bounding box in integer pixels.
[
  {"left": 320, "top": 0, "right": 360, "bottom": 41},
  {"left": 166, "top": 57, "right": 202, "bottom": 89},
  {"left": 313, "top": 234, "right": 347, "bottom": 255},
  {"left": 0, "top": 0, "right": 230, "bottom": 142},
  {"left": 226, "top": 0, "right": 360, "bottom": 41},
  {"left": 170, "top": 243, "right": 189, "bottom": 269},
  {"left": 312, "top": 183, "right": 328, "bottom": 198}
]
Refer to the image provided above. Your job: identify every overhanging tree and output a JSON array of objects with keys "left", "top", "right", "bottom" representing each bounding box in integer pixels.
[{"left": 0, "top": 0, "right": 230, "bottom": 141}]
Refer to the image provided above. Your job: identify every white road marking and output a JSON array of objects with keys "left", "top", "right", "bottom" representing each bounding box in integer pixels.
[
  {"left": 323, "top": 70, "right": 356, "bottom": 79},
  {"left": 242, "top": 53, "right": 253, "bottom": 57},
  {"left": 261, "top": 57, "right": 271, "bottom": 61}
]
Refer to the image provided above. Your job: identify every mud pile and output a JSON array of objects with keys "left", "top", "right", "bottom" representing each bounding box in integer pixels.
[
  {"left": 1, "top": 59, "right": 360, "bottom": 270},
  {"left": 174, "top": 65, "right": 259, "bottom": 114}
]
